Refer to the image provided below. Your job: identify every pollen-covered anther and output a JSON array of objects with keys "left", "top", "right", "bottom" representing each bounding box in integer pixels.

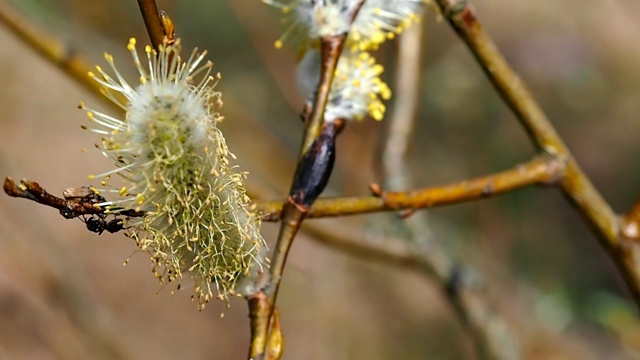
[{"left": 301, "top": 49, "right": 392, "bottom": 122}]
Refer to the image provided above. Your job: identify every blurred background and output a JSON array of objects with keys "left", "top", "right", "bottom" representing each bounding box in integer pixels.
[{"left": 0, "top": 0, "right": 639, "bottom": 359}]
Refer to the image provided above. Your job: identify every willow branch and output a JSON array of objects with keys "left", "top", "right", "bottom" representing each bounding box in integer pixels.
[
  {"left": 298, "top": 0, "right": 364, "bottom": 155},
  {"left": 299, "top": 36, "right": 345, "bottom": 155},
  {"left": 303, "top": 221, "right": 521, "bottom": 360},
  {"left": 376, "top": 19, "right": 515, "bottom": 360},
  {"left": 4, "top": 177, "right": 66, "bottom": 208},
  {"left": 255, "top": 152, "right": 556, "bottom": 356},
  {"left": 0, "top": 2, "right": 105, "bottom": 100},
  {"left": 257, "top": 155, "right": 563, "bottom": 221},
  {"left": 136, "top": 0, "right": 165, "bottom": 50},
  {"left": 250, "top": 3, "right": 366, "bottom": 358},
  {"left": 434, "top": 0, "right": 640, "bottom": 305},
  {"left": 4, "top": 177, "right": 98, "bottom": 217},
  {"left": 253, "top": 154, "right": 558, "bottom": 357}
]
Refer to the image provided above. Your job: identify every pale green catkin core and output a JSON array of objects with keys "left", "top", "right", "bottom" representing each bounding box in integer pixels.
[
  {"left": 129, "top": 94, "right": 261, "bottom": 307},
  {"left": 83, "top": 38, "right": 266, "bottom": 309}
]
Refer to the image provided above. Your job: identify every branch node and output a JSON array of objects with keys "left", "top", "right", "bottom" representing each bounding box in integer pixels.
[
  {"left": 443, "top": 0, "right": 469, "bottom": 18},
  {"left": 622, "top": 219, "right": 640, "bottom": 241},
  {"left": 287, "top": 195, "right": 309, "bottom": 214},
  {"left": 539, "top": 154, "right": 567, "bottom": 186},
  {"left": 481, "top": 183, "right": 495, "bottom": 196},
  {"left": 368, "top": 182, "right": 383, "bottom": 197}
]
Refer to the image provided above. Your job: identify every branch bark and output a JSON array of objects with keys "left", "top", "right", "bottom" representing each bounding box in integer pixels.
[
  {"left": 136, "top": 0, "right": 165, "bottom": 50},
  {"left": 257, "top": 155, "right": 563, "bottom": 220},
  {"left": 0, "top": 2, "right": 105, "bottom": 100},
  {"left": 433, "top": 0, "right": 640, "bottom": 305}
]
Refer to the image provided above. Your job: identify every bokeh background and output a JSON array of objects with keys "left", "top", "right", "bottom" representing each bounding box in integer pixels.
[{"left": 0, "top": 0, "right": 640, "bottom": 359}]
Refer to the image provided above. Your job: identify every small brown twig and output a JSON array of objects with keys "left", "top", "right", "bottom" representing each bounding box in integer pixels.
[
  {"left": 3, "top": 177, "right": 144, "bottom": 220},
  {"left": 4, "top": 177, "right": 100, "bottom": 218},
  {"left": 298, "top": 36, "right": 345, "bottom": 155},
  {"left": 299, "top": 0, "right": 364, "bottom": 156}
]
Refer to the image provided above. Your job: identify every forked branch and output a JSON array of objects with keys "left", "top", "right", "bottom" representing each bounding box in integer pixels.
[{"left": 433, "top": 0, "right": 640, "bottom": 305}]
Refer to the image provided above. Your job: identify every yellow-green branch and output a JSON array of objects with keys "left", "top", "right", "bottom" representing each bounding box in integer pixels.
[
  {"left": 0, "top": 2, "right": 104, "bottom": 100},
  {"left": 257, "top": 155, "right": 562, "bottom": 220},
  {"left": 433, "top": 0, "right": 640, "bottom": 305}
]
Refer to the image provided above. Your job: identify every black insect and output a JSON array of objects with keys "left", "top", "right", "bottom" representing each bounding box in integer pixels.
[
  {"left": 60, "top": 186, "right": 107, "bottom": 219},
  {"left": 82, "top": 215, "right": 126, "bottom": 235},
  {"left": 60, "top": 186, "right": 142, "bottom": 234},
  {"left": 62, "top": 186, "right": 106, "bottom": 204}
]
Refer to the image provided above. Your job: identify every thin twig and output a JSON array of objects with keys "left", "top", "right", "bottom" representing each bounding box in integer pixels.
[
  {"left": 3, "top": 177, "right": 144, "bottom": 219},
  {"left": 136, "top": 0, "right": 165, "bottom": 50},
  {"left": 299, "top": 0, "right": 364, "bottom": 156},
  {"left": 0, "top": 2, "right": 105, "bottom": 101},
  {"left": 249, "top": 3, "right": 368, "bottom": 358},
  {"left": 4, "top": 177, "right": 99, "bottom": 218},
  {"left": 379, "top": 19, "right": 517, "bottom": 360},
  {"left": 433, "top": 0, "right": 640, "bottom": 305},
  {"left": 299, "top": 36, "right": 345, "bottom": 155},
  {"left": 248, "top": 293, "right": 271, "bottom": 359},
  {"left": 256, "top": 155, "right": 564, "bottom": 221},
  {"left": 382, "top": 17, "right": 424, "bottom": 193}
]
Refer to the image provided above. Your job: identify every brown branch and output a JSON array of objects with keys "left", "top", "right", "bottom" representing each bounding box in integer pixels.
[
  {"left": 257, "top": 155, "right": 563, "bottom": 221},
  {"left": 136, "top": 0, "right": 165, "bottom": 50},
  {"left": 248, "top": 293, "right": 271, "bottom": 359},
  {"left": 265, "top": 308, "right": 284, "bottom": 360},
  {"left": 3, "top": 177, "right": 144, "bottom": 220},
  {"left": 0, "top": 2, "right": 106, "bottom": 101},
  {"left": 249, "top": 154, "right": 558, "bottom": 357},
  {"left": 433, "top": 0, "right": 640, "bottom": 305},
  {"left": 251, "top": 153, "right": 556, "bottom": 358},
  {"left": 3, "top": 177, "right": 65, "bottom": 208}
]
